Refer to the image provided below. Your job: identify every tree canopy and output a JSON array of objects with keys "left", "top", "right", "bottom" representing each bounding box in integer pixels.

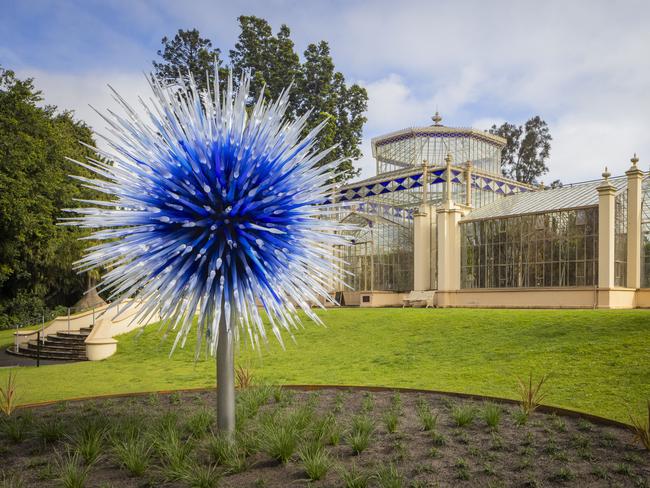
[
  {"left": 154, "top": 18, "right": 368, "bottom": 182},
  {"left": 0, "top": 67, "right": 100, "bottom": 328},
  {"left": 489, "top": 116, "right": 553, "bottom": 185}
]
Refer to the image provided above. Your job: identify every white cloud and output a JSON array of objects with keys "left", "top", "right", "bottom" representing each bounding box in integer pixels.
[{"left": 9, "top": 0, "right": 650, "bottom": 184}]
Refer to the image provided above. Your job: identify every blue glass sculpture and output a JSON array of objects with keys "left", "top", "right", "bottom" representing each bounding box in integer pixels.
[{"left": 64, "top": 71, "right": 347, "bottom": 431}]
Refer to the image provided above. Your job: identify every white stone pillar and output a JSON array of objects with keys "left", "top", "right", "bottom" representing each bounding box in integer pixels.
[
  {"left": 597, "top": 168, "right": 617, "bottom": 290},
  {"left": 436, "top": 201, "right": 462, "bottom": 294},
  {"left": 626, "top": 154, "right": 644, "bottom": 289},
  {"left": 413, "top": 204, "right": 431, "bottom": 291}
]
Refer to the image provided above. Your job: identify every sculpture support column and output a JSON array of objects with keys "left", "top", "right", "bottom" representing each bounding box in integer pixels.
[
  {"left": 413, "top": 204, "right": 431, "bottom": 290},
  {"left": 597, "top": 170, "right": 617, "bottom": 290},
  {"left": 626, "top": 155, "right": 644, "bottom": 289},
  {"left": 216, "top": 307, "right": 235, "bottom": 435}
]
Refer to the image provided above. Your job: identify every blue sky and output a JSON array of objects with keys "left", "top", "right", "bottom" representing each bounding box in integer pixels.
[{"left": 2, "top": 0, "right": 649, "bottom": 182}]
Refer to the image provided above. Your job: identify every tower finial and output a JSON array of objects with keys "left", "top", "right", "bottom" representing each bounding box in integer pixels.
[
  {"left": 602, "top": 166, "right": 611, "bottom": 181},
  {"left": 432, "top": 110, "right": 443, "bottom": 126},
  {"left": 631, "top": 153, "right": 639, "bottom": 167}
]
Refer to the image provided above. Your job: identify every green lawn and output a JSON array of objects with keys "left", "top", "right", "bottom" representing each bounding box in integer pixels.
[{"left": 1, "top": 308, "right": 649, "bottom": 422}]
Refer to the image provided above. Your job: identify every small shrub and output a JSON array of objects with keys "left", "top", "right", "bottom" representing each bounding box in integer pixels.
[
  {"left": 260, "top": 421, "right": 299, "bottom": 463},
  {"left": 1, "top": 471, "right": 25, "bottom": 488},
  {"left": 146, "top": 393, "right": 160, "bottom": 406},
  {"left": 169, "top": 391, "right": 182, "bottom": 405},
  {"left": 415, "top": 399, "right": 437, "bottom": 431},
  {"left": 340, "top": 463, "right": 370, "bottom": 488},
  {"left": 289, "top": 403, "right": 315, "bottom": 432},
  {"left": 56, "top": 451, "right": 91, "bottom": 488},
  {"left": 451, "top": 404, "right": 475, "bottom": 427},
  {"left": 71, "top": 421, "right": 106, "bottom": 464},
  {"left": 37, "top": 417, "right": 65, "bottom": 445},
  {"left": 373, "top": 463, "right": 403, "bottom": 488},
  {"left": 299, "top": 443, "right": 331, "bottom": 481},
  {"left": 348, "top": 414, "right": 374, "bottom": 454},
  {"left": 185, "top": 407, "right": 214, "bottom": 438},
  {"left": 112, "top": 435, "right": 152, "bottom": 476},
  {"left": 551, "top": 414, "right": 567, "bottom": 432},
  {"left": 513, "top": 409, "right": 529, "bottom": 426},
  {"left": 311, "top": 413, "right": 338, "bottom": 445},
  {"left": 348, "top": 430, "right": 371, "bottom": 454},
  {"left": 208, "top": 433, "right": 248, "bottom": 473},
  {"left": 577, "top": 418, "right": 593, "bottom": 431},
  {"left": 1, "top": 413, "right": 32, "bottom": 443},
  {"left": 0, "top": 372, "right": 18, "bottom": 416},
  {"left": 516, "top": 372, "right": 548, "bottom": 417},
  {"left": 382, "top": 409, "right": 399, "bottom": 433},
  {"left": 455, "top": 458, "right": 471, "bottom": 480},
  {"left": 179, "top": 462, "right": 221, "bottom": 488},
  {"left": 482, "top": 403, "right": 501, "bottom": 430},
  {"left": 361, "top": 392, "right": 374, "bottom": 412},
  {"left": 235, "top": 364, "right": 254, "bottom": 390},
  {"left": 152, "top": 425, "right": 194, "bottom": 480},
  {"left": 333, "top": 391, "right": 345, "bottom": 413},
  {"left": 390, "top": 391, "right": 403, "bottom": 412},
  {"left": 591, "top": 465, "right": 609, "bottom": 480},
  {"left": 553, "top": 467, "right": 575, "bottom": 481},
  {"left": 490, "top": 432, "right": 504, "bottom": 450},
  {"left": 430, "top": 431, "right": 446, "bottom": 446},
  {"left": 629, "top": 400, "right": 650, "bottom": 451},
  {"left": 614, "top": 463, "right": 632, "bottom": 476}
]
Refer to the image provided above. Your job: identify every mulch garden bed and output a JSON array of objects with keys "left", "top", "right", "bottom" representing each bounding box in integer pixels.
[{"left": 1, "top": 387, "right": 648, "bottom": 487}]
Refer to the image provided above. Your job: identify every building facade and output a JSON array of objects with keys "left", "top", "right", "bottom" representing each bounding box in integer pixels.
[{"left": 332, "top": 114, "right": 650, "bottom": 309}]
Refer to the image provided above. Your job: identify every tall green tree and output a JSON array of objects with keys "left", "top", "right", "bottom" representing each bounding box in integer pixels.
[
  {"left": 155, "top": 18, "right": 368, "bottom": 182},
  {"left": 0, "top": 67, "right": 100, "bottom": 328},
  {"left": 153, "top": 28, "right": 226, "bottom": 92},
  {"left": 489, "top": 116, "right": 552, "bottom": 184}
]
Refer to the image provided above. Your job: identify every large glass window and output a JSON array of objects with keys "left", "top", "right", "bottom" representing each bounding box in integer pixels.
[
  {"left": 614, "top": 190, "right": 628, "bottom": 287},
  {"left": 460, "top": 208, "right": 599, "bottom": 289}
]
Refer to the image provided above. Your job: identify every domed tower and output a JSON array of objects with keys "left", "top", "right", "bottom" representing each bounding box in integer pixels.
[{"left": 333, "top": 113, "right": 534, "bottom": 297}]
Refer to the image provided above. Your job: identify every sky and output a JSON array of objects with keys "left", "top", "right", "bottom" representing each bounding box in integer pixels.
[{"left": 2, "top": 0, "right": 649, "bottom": 183}]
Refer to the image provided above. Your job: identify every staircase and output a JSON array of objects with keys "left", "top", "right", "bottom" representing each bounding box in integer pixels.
[{"left": 7, "top": 326, "right": 91, "bottom": 361}]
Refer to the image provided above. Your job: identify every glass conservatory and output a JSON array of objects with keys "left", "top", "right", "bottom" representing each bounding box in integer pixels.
[{"left": 330, "top": 114, "right": 649, "bottom": 309}]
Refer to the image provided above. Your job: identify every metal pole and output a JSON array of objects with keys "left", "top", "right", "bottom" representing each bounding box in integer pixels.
[
  {"left": 216, "top": 307, "right": 235, "bottom": 435},
  {"left": 36, "top": 330, "right": 41, "bottom": 368},
  {"left": 14, "top": 322, "right": 18, "bottom": 353},
  {"left": 67, "top": 307, "right": 71, "bottom": 332},
  {"left": 41, "top": 314, "right": 44, "bottom": 344},
  {"left": 92, "top": 307, "right": 95, "bottom": 328}
]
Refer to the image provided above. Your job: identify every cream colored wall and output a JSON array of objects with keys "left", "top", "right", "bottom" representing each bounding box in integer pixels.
[
  {"left": 435, "top": 288, "right": 643, "bottom": 309},
  {"left": 636, "top": 289, "right": 650, "bottom": 308},
  {"left": 359, "top": 291, "right": 406, "bottom": 307},
  {"left": 342, "top": 291, "right": 361, "bottom": 306},
  {"left": 85, "top": 301, "right": 161, "bottom": 361},
  {"left": 14, "top": 305, "right": 109, "bottom": 348}
]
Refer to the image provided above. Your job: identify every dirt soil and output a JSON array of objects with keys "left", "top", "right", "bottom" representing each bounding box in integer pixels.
[{"left": 1, "top": 388, "right": 648, "bottom": 487}]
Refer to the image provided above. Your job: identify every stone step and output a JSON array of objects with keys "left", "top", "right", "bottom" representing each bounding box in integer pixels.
[
  {"left": 47, "top": 334, "right": 86, "bottom": 344},
  {"left": 56, "top": 331, "right": 90, "bottom": 339},
  {"left": 13, "top": 346, "right": 86, "bottom": 361},
  {"left": 26, "top": 341, "right": 86, "bottom": 351}
]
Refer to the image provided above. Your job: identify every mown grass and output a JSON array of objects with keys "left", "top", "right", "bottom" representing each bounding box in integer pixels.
[{"left": 1, "top": 308, "right": 649, "bottom": 421}]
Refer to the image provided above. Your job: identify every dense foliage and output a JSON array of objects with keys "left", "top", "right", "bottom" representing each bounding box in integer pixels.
[
  {"left": 154, "top": 18, "right": 368, "bottom": 182},
  {"left": 0, "top": 68, "right": 100, "bottom": 328},
  {"left": 489, "top": 116, "right": 553, "bottom": 185}
]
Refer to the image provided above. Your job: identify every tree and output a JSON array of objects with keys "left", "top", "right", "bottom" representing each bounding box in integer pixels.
[
  {"left": 0, "top": 67, "right": 103, "bottom": 328},
  {"left": 155, "top": 19, "right": 368, "bottom": 182},
  {"left": 153, "top": 29, "right": 226, "bottom": 92},
  {"left": 489, "top": 116, "right": 552, "bottom": 185}
]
